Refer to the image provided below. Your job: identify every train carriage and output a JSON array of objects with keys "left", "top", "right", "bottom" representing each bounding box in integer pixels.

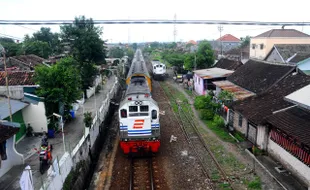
[{"left": 119, "top": 49, "right": 160, "bottom": 154}]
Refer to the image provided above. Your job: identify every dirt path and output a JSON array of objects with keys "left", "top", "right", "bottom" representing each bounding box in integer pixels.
[{"left": 167, "top": 79, "right": 283, "bottom": 190}]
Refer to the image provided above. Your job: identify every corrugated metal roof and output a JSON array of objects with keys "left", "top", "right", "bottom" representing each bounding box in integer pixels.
[
  {"left": 284, "top": 84, "right": 310, "bottom": 110},
  {"left": 193, "top": 68, "right": 234, "bottom": 79},
  {"left": 213, "top": 80, "right": 255, "bottom": 100},
  {"left": 0, "top": 97, "right": 28, "bottom": 119}
]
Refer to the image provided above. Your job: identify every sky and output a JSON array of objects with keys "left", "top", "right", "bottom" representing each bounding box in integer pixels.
[{"left": 1, "top": 0, "right": 310, "bottom": 43}]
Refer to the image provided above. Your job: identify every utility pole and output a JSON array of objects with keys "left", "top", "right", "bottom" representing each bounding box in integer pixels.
[
  {"left": 218, "top": 25, "right": 223, "bottom": 56},
  {"left": 0, "top": 45, "right": 13, "bottom": 122},
  {"left": 173, "top": 13, "right": 177, "bottom": 42}
]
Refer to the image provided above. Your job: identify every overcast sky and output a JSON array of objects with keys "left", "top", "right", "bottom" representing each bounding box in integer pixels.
[{"left": 1, "top": 0, "right": 310, "bottom": 43}]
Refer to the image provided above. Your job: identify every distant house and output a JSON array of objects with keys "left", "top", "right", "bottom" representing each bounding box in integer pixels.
[
  {"left": 216, "top": 34, "right": 241, "bottom": 54},
  {"left": 0, "top": 121, "right": 24, "bottom": 178},
  {"left": 212, "top": 58, "right": 243, "bottom": 71},
  {"left": 250, "top": 29, "right": 310, "bottom": 60},
  {"left": 0, "top": 54, "right": 47, "bottom": 71},
  {"left": 193, "top": 68, "right": 234, "bottom": 95},
  {"left": 225, "top": 45, "right": 250, "bottom": 63}
]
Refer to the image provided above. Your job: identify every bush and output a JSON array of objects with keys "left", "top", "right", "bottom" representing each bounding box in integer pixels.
[
  {"left": 213, "top": 115, "right": 225, "bottom": 128},
  {"left": 200, "top": 109, "right": 214, "bottom": 120},
  {"left": 194, "top": 95, "right": 212, "bottom": 109}
]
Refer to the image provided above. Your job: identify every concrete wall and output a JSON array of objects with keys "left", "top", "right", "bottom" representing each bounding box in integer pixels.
[
  {"left": 0, "top": 136, "right": 24, "bottom": 178},
  {"left": 194, "top": 74, "right": 205, "bottom": 95},
  {"left": 22, "top": 102, "right": 48, "bottom": 133},
  {"left": 232, "top": 112, "right": 248, "bottom": 135},
  {"left": 250, "top": 38, "right": 310, "bottom": 60},
  {"left": 268, "top": 138, "right": 310, "bottom": 187},
  {"left": 86, "top": 75, "right": 102, "bottom": 99},
  {"left": 265, "top": 48, "right": 284, "bottom": 63},
  {"left": 0, "top": 86, "right": 24, "bottom": 99}
]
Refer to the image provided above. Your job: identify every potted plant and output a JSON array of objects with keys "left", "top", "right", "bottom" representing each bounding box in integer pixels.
[{"left": 83, "top": 112, "right": 93, "bottom": 129}]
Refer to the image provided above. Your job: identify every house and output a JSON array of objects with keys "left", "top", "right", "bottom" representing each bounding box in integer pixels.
[
  {"left": 0, "top": 55, "right": 47, "bottom": 71},
  {"left": 0, "top": 71, "right": 47, "bottom": 138},
  {"left": 193, "top": 68, "right": 234, "bottom": 95},
  {"left": 0, "top": 121, "right": 23, "bottom": 178},
  {"left": 225, "top": 45, "right": 250, "bottom": 63},
  {"left": 264, "top": 44, "right": 310, "bottom": 63},
  {"left": 230, "top": 70, "right": 310, "bottom": 150},
  {"left": 250, "top": 29, "right": 310, "bottom": 60},
  {"left": 212, "top": 58, "right": 243, "bottom": 71}
]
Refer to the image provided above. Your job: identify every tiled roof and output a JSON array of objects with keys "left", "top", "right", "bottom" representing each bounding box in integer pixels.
[
  {"left": 227, "top": 59, "right": 294, "bottom": 94},
  {"left": 187, "top": 40, "right": 197, "bottom": 45},
  {"left": 11, "top": 54, "right": 45, "bottom": 67},
  {"left": 254, "top": 29, "right": 310, "bottom": 38},
  {"left": 289, "top": 53, "right": 310, "bottom": 63},
  {"left": 217, "top": 34, "right": 240, "bottom": 42},
  {"left": 0, "top": 71, "right": 35, "bottom": 86},
  {"left": 264, "top": 107, "right": 310, "bottom": 147},
  {"left": 232, "top": 72, "right": 310, "bottom": 124},
  {"left": 274, "top": 44, "right": 310, "bottom": 61},
  {"left": 0, "top": 122, "right": 20, "bottom": 143},
  {"left": 213, "top": 58, "right": 243, "bottom": 71}
]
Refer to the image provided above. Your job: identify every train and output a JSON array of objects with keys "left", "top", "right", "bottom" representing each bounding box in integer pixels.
[
  {"left": 151, "top": 60, "right": 167, "bottom": 80},
  {"left": 118, "top": 49, "right": 160, "bottom": 154}
]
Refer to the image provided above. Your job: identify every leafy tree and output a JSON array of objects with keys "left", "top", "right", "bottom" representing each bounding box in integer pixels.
[
  {"left": 167, "top": 42, "right": 177, "bottom": 49},
  {"left": 32, "top": 27, "right": 61, "bottom": 54},
  {"left": 0, "top": 38, "right": 22, "bottom": 57},
  {"left": 23, "top": 40, "right": 52, "bottom": 58},
  {"left": 218, "top": 90, "right": 234, "bottom": 104},
  {"left": 150, "top": 42, "right": 160, "bottom": 49},
  {"left": 240, "top": 36, "right": 250, "bottom": 48},
  {"left": 34, "top": 57, "right": 82, "bottom": 116},
  {"left": 132, "top": 43, "right": 137, "bottom": 50},
  {"left": 184, "top": 53, "right": 195, "bottom": 71},
  {"left": 196, "top": 40, "right": 215, "bottom": 69},
  {"left": 60, "top": 16, "right": 107, "bottom": 63},
  {"left": 109, "top": 47, "right": 124, "bottom": 58},
  {"left": 125, "top": 47, "right": 134, "bottom": 61},
  {"left": 80, "top": 62, "right": 99, "bottom": 95}
]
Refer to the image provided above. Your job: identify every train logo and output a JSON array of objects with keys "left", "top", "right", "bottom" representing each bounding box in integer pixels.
[{"left": 133, "top": 120, "right": 144, "bottom": 129}]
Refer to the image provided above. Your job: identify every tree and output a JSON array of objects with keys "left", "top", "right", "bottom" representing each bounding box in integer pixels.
[
  {"left": 125, "top": 47, "right": 134, "bottom": 61},
  {"left": 23, "top": 40, "right": 52, "bottom": 58},
  {"left": 132, "top": 43, "right": 137, "bottom": 50},
  {"left": 218, "top": 90, "right": 234, "bottom": 104},
  {"left": 196, "top": 40, "right": 214, "bottom": 69},
  {"left": 60, "top": 16, "right": 107, "bottom": 63},
  {"left": 240, "top": 36, "right": 250, "bottom": 48},
  {"left": 32, "top": 27, "right": 61, "bottom": 54},
  {"left": 0, "top": 38, "right": 22, "bottom": 57},
  {"left": 109, "top": 47, "right": 124, "bottom": 58},
  {"left": 184, "top": 53, "right": 195, "bottom": 71},
  {"left": 80, "top": 62, "right": 99, "bottom": 94},
  {"left": 34, "top": 57, "right": 82, "bottom": 116}
]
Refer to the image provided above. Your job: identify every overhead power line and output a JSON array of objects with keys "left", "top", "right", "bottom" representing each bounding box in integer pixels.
[
  {"left": 0, "top": 33, "right": 23, "bottom": 41},
  {"left": 0, "top": 19, "right": 310, "bottom": 26}
]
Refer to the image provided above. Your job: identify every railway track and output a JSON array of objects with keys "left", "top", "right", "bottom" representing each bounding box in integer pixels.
[
  {"left": 129, "top": 157, "right": 155, "bottom": 190},
  {"left": 157, "top": 80, "right": 235, "bottom": 190}
]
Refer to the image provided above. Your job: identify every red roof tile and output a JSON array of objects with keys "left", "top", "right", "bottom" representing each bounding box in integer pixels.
[
  {"left": 217, "top": 34, "right": 240, "bottom": 42},
  {"left": 0, "top": 71, "right": 35, "bottom": 86}
]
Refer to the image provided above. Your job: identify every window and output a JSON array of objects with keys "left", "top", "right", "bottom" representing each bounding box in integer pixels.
[
  {"left": 120, "top": 109, "right": 127, "bottom": 118},
  {"left": 252, "top": 44, "right": 256, "bottom": 49},
  {"left": 129, "top": 106, "right": 138, "bottom": 112},
  {"left": 260, "top": 44, "right": 264, "bottom": 49},
  {"left": 140, "top": 105, "right": 149, "bottom": 112},
  {"left": 238, "top": 115, "right": 242, "bottom": 127},
  {"left": 154, "top": 66, "right": 156, "bottom": 69},
  {"left": 159, "top": 65, "right": 163, "bottom": 67},
  {"left": 152, "top": 110, "right": 157, "bottom": 119}
]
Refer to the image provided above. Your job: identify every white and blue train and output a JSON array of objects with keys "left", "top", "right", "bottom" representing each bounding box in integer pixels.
[{"left": 151, "top": 61, "right": 167, "bottom": 81}]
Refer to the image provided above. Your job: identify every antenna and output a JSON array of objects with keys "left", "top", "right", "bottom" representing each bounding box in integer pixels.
[
  {"left": 218, "top": 25, "right": 223, "bottom": 56},
  {"left": 173, "top": 13, "right": 177, "bottom": 42}
]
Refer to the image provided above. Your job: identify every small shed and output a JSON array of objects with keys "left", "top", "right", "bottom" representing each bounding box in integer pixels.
[{"left": 193, "top": 68, "right": 234, "bottom": 95}]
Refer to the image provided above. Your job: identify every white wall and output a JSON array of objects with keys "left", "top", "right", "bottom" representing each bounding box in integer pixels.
[
  {"left": 0, "top": 136, "right": 24, "bottom": 178},
  {"left": 22, "top": 102, "right": 48, "bottom": 133},
  {"left": 268, "top": 138, "right": 310, "bottom": 187},
  {"left": 256, "top": 125, "right": 268, "bottom": 150}
]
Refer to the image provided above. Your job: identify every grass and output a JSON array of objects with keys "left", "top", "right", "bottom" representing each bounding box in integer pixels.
[
  {"left": 204, "top": 120, "right": 235, "bottom": 143},
  {"left": 246, "top": 176, "right": 262, "bottom": 190},
  {"left": 233, "top": 131, "right": 246, "bottom": 142}
]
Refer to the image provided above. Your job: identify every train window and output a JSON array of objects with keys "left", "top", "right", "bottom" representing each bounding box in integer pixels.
[
  {"left": 140, "top": 105, "right": 149, "bottom": 112},
  {"left": 120, "top": 109, "right": 127, "bottom": 118},
  {"left": 129, "top": 106, "right": 138, "bottom": 112},
  {"left": 159, "top": 65, "right": 163, "bottom": 67},
  {"left": 154, "top": 66, "right": 156, "bottom": 69},
  {"left": 152, "top": 110, "right": 157, "bottom": 120}
]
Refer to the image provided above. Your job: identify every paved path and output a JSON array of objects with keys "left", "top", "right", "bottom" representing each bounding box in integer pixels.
[{"left": 0, "top": 75, "right": 116, "bottom": 190}]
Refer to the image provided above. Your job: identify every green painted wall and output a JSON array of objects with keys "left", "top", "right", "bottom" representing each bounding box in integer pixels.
[{"left": 5, "top": 110, "right": 26, "bottom": 142}]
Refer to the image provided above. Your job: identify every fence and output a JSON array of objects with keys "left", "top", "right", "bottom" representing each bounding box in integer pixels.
[{"left": 39, "top": 78, "right": 119, "bottom": 190}]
